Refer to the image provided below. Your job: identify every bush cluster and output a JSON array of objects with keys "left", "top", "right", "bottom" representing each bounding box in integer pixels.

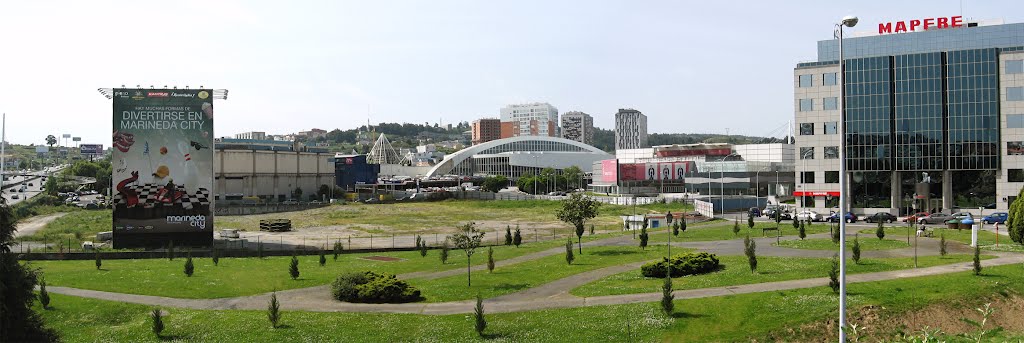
[
  {"left": 330, "top": 271, "right": 422, "bottom": 303},
  {"left": 640, "top": 252, "right": 720, "bottom": 278}
]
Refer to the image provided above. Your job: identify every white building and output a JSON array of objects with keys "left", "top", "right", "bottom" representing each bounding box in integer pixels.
[
  {"left": 234, "top": 131, "right": 267, "bottom": 140},
  {"left": 614, "top": 108, "right": 648, "bottom": 150},
  {"left": 500, "top": 102, "right": 559, "bottom": 138},
  {"left": 561, "top": 111, "right": 594, "bottom": 145}
]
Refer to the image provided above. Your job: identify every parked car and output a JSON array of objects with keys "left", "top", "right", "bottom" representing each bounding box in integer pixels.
[
  {"left": 950, "top": 212, "right": 974, "bottom": 220},
  {"left": 864, "top": 212, "right": 898, "bottom": 223},
  {"left": 281, "top": 200, "right": 299, "bottom": 205},
  {"left": 917, "top": 212, "right": 956, "bottom": 224},
  {"left": 795, "top": 210, "right": 823, "bottom": 222},
  {"left": 748, "top": 207, "right": 761, "bottom": 217},
  {"left": 11, "top": 194, "right": 18, "bottom": 199},
  {"left": 982, "top": 212, "right": 1008, "bottom": 224},
  {"left": 309, "top": 200, "right": 323, "bottom": 205},
  {"left": 827, "top": 212, "right": 858, "bottom": 223},
  {"left": 901, "top": 212, "right": 930, "bottom": 223}
]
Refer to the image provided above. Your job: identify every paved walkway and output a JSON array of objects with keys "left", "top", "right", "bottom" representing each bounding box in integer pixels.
[{"left": 43, "top": 224, "right": 1023, "bottom": 315}]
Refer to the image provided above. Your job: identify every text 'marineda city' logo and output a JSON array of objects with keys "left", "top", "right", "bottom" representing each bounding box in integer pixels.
[
  {"left": 131, "top": 91, "right": 145, "bottom": 100},
  {"left": 198, "top": 91, "right": 209, "bottom": 99}
]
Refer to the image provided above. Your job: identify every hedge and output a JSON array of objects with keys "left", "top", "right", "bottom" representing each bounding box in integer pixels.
[
  {"left": 640, "top": 252, "right": 720, "bottom": 278},
  {"left": 330, "top": 271, "right": 422, "bottom": 303}
]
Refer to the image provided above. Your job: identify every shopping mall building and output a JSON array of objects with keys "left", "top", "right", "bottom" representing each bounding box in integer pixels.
[{"left": 794, "top": 17, "right": 1024, "bottom": 215}]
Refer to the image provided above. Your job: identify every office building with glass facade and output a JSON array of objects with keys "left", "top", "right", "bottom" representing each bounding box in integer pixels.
[{"left": 794, "top": 20, "right": 1024, "bottom": 215}]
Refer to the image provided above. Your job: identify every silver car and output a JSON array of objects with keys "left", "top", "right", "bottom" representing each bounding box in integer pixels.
[
  {"left": 795, "top": 210, "right": 823, "bottom": 222},
  {"left": 918, "top": 212, "right": 955, "bottom": 224}
]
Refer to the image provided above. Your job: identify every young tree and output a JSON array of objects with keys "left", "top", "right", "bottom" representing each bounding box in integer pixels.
[
  {"left": 831, "top": 222, "right": 841, "bottom": 244},
  {"left": 747, "top": 213, "right": 755, "bottom": 230},
  {"left": 974, "top": 244, "right": 982, "bottom": 276},
  {"left": 419, "top": 237, "right": 428, "bottom": 257},
  {"left": 792, "top": 216, "right": 799, "bottom": 229},
  {"left": 828, "top": 253, "right": 840, "bottom": 293},
  {"left": 319, "top": 250, "right": 327, "bottom": 267},
  {"left": 639, "top": 226, "right": 649, "bottom": 250},
  {"left": 940, "top": 233, "right": 948, "bottom": 256},
  {"left": 590, "top": 224, "right": 595, "bottom": 236},
  {"left": 289, "top": 255, "right": 300, "bottom": 280},
  {"left": 487, "top": 246, "right": 495, "bottom": 272},
  {"left": 39, "top": 278, "right": 50, "bottom": 310},
  {"left": 184, "top": 252, "right": 195, "bottom": 277},
  {"left": 1008, "top": 185, "right": 1024, "bottom": 243},
  {"left": 679, "top": 217, "right": 687, "bottom": 235},
  {"left": 876, "top": 220, "right": 886, "bottom": 240},
  {"left": 661, "top": 273, "right": 674, "bottom": 316},
  {"left": 556, "top": 192, "right": 601, "bottom": 254},
  {"left": 732, "top": 217, "right": 741, "bottom": 236},
  {"left": 504, "top": 226, "right": 513, "bottom": 245},
  {"left": 440, "top": 241, "right": 450, "bottom": 264},
  {"left": 333, "top": 241, "right": 343, "bottom": 261},
  {"left": 95, "top": 250, "right": 102, "bottom": 270},
  {"left": 852, "top": 234, "right": 862, "bottom": 264},
  {"left": 167, "top": 240, "right": 175, "bottom": 261},
  {"left": 151, "top": 308, "right": 165, "bottom": 337},
  {"left": 565, "top": 237, "right": 575, "bottom": 264},
  {"left": 512, "top": 227, "right": 522, "bottom": 247},
  {"left": 267, "top": 292, "right": 281, "bottom": 329},
  {"left": 212, "top": 248, "right": 220, "bottom": 266},
  {"left": 450, "top": 223, "right": 485, "bottom": 286},
  {"left": 672, "top": 221, "right": 679, "bottom": 236},
  {"left": 799, "top": 220, "right": 807, "bottom": 240},
  {"left": 744, "top": 235, "right": 757, "bottom": 274},
  {"left": 474, "top": 294, "right": 487, "bottom": 337}
]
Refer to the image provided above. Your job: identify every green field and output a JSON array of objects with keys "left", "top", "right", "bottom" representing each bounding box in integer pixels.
[
  {"left": 34, "top": 263, "right": 1024, "bottom": 342},
  {"left": 18, "top": 210, "right": 110, "bottom": 246},
  {"left": 32, "top": 237, "right": 583, "bottom": 299},
  {"left": 571, "top": 254, "right": 987, "bottom": 297},
  {"left": 774, "top": 237, "right": 911, "bottom": 250},
  {"left": 646, "top": 221, "right": 832, "bottom": 243}
]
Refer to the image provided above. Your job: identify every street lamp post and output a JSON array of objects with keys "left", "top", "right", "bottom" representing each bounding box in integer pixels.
[{"left": 835, "top": 15, "right": 859, "bottom": 342}]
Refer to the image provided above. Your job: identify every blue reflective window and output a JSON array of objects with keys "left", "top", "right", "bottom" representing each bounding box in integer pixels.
[
  {"left": 1007, "top": 60, "right": 1024, "bottom": 74},
  {"left": 1009, "top": 114, "right": 1024, "bottom": 128},
  {"left": 799, "top": 74, "right": 813, "bottom": 87},
  {"left": 1009, "top": 87, "right": 1024, "bottom": 101},
  {"left": 823, "top": 97, "right": 838, "bottom": 110},
  {"left": 799, "top": 99, "right": 814, "bottom": 111},
  {"left": 824, "top": 73, "right": 837, "bottom": 86}
]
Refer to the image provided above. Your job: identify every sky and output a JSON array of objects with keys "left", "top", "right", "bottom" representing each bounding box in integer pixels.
[{"left": 2, "top": 0, "right": 1023, "bottom": 146}]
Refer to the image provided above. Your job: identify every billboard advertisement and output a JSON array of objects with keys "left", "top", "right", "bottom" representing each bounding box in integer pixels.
[
  {"left": 619, "top": 163, "right": 646, "bottom": 181},
  {"left": 80, "top": 144, "right": 104, "bottom": 156},
  {"left": 112, "top": 89, "right": 214, "bottom": 248},
  {"left": 600, "top": 159, "right": 618, "bottom": 183}
]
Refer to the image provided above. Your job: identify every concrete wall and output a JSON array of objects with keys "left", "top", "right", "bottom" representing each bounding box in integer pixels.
[{"left": 215, "top": 149, "right": 334, "bottom": 201}]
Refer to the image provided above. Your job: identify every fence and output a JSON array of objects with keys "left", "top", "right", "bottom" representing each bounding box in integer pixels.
[{"left": 214, "top": 203, "right": 328, "bottom": 216}]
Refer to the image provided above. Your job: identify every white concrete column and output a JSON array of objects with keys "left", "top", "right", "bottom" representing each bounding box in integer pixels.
[
  {"left": 942, "top": 170, "right": 953, "bottom": 212},
  {"left": 891, "top": 171, "right": 901, "bottom": 214}
]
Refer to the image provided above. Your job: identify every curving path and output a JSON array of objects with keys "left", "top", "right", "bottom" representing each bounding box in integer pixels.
[{"left": 43, "top": 227, "right": 1023, "bottom": 315}]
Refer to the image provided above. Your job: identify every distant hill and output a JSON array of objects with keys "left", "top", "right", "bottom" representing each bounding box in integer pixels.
[{"left": 592, "top": 127, "right": 787, "bottom": 153}]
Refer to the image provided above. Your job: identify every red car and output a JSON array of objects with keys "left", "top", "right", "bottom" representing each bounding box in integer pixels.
[{"left": 901, "top": 212, "right": 930, "bottom": 223}]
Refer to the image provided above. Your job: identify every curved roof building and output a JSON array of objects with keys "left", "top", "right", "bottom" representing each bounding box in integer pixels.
[{"left": 426, "top": 136, "right": 612, "bottom": 178}]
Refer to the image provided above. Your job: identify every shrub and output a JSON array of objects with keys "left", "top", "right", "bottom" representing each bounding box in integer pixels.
[
  {"left": 151, "top": 308, "right": 164, "bottom": 337},
  {"left": 732, "top": 217, "right": 740, "bottom": 236},
  {"left": 565, "top": 237, "right": 574, "bottom": 265},
  {"left": 852, "top": 234, "right": 861, "bottom": 264},
  {"left": 672, "top": 221, "right": 679, "bottom": 236},
  {"left": 640, "top": 252, "right": 720, "bottom": 278},
  {"left": 333, "top": 241, "right": 343, "bottom": 261},
  {"left": 95, "top": 250, "right": 102, "bottom": 270},
  {"left": 940, "top": 233, "right": 948, "bottom": 256},
  {"left": 319, "top": 250, "right": 327, "bottom": 267},
  {"left": 747, "top": 214, "right": 755, "bottom": 229},
  {"left": 184, "top": 254, "right": 194, "bottom": 277},
  {"left": 474, "top": 294, "right": 487, "bottom": 337},
  {"left": 974, "top": 244, "right": 982, "bottom": 276},
  {"left": 267, "top": 292, "right": 281, "bottom": 328},
  {"left": 828, "top": 253, "right": 840, "bottom": 293},
  {"left": 487, "top": 246, "right": 495, "bottom": 272},
  {"left": 744, "top": 235, "right": 757, "bottom": 274},
  {"left": 679, "top": 218, "right": 687, "bottom": 234},
  {"left": 792, "top": 216, "right": 799, "bottom": 229},
  {"left": 639, "top": 226, "right": 649, "bottom": 250},
  {"left": 661, "top": 274, "right": 674, "bottom": 316},
  {"left": 876, "top": 220, "right": 886, "bottom": 240},
  {"left": 419, "top": 237, "right": 428, "bottom": 257},
  {"left": 39, "top": 278, "right": 50, "bottom": 310},
  {"left": 504, "top": 226, "right": 513, "bottom": 245},
  {"left": 513, "top": 227, "right": 522, "bottom": 247},
  {"left": 289, "top": 255, "right": 300, "bottom": 280},
  {"left": 330, "top": 271, "right": 422, "bottom": 303},
  {"left": 799, "top": 220, "right": 806, "bottom": 240},
  {"left": 440, "top": 241, "right": 450, "bottom": 264}
]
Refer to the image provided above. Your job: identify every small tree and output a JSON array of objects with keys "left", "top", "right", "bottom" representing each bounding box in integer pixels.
[
  {"left": 831, "top": 222, "right": 841, "bottom": 244},
  {"left": 450, "top": 223, "right": 485, "bottom": 287},
  {"left": 732, "top": 217, "right": 740, "bottom": 236},
  {"left": 639, "top": 226, "right": 649, "bottom": 250},
  {"left": 333, "top": 241, "right": 343, "bottom": 261},
  {"left": 184, "top": 252, "right": 195, "bottom": 277},
  {"left": 799, "top": 220, "right": 807, "bottom": 240},
  {"left": 95, "top": 250, "right": 102, "bottom": 270},
  {"left": 974, "top": 244, "right": 982, "bottom": 276},
  {"left": 589, "top": 224, "right": 595, "bottom": 236},
  {"left": 289, "top": 255, "right": 300, "bottom": 280},
  {"left": 212, "top": 248, "right": 220, "bottom": 266},
  {"left": 151, "top": 308, "right": 164, "bottom": 337},
  {"left": 852, "top": 234, "right": 862, "bottom": 264},
  {"left": 661, "top": 273, "right": 674, "bottom": 316},
  {"left": 744, "top": 235, "right": 757, "bottom": 274},
  {"left": 556, "top": 193, "right": 601, "bottom": 254},
  {"left": 828, "top": 253, "right": 840, "bottom": 293},
  {"left": 267, "top": 292, "right": 281, "bottom": 329},
  {"left": 747, "top": 213, "right": 755, "bottom": 230},
  {"left": 504, "top": 226, "right": 513, "bottom": 245},
  {"left": 940, "top": 232, "right": 948, "bottom": 257},
  {"left": 474, "top": 294, "right": 487, "bottom": 337},
  {"left": 440, "top": 241, "right": 450, "bottom": 264},
  {"left": 487, "top": 246, "right": 495, "bottom": 272},
  {"left": 876, "top": 220, "right": 886, "bottom": 240},
  {"left": 672, "top": 221, "right": 680, "bottom": 236},
  {"left": 319, "top": 250, "right": 327, "bottom": 267},
  {"left": 679, "top": 217, "right": 687, "bottom": 235},
  {"left": 565, "top": 237, "right": 575, "bottom": 265},
  {"left": 167, "top": 240, "right": 175, "bottom": 261},
  {"left": 419, "top": 237, "right": 428, "bottom": 257},
  {"left": 512, "top": 227, "right": 522, "bottom": 247},
  {"left": 39, "top": 278, "right": 50, "bottom": 310}
]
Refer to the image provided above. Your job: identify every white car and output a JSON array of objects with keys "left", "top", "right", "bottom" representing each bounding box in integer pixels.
[{"left": 795, "top": 210, "right": 823, "bottom": 222}]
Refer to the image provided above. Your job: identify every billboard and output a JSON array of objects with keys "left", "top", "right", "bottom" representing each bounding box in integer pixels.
[
  {"left": 112, "top": 89, "right": 214, "bottom": 248},
  {"left": 34, "top": 146, "right": 49, "bottom": 154},
  {"left": 80, "top": 144, "right": 104, "bottom": 156},
  {"left": 600, "top": 159, "right": 618, "bottom": 183}
]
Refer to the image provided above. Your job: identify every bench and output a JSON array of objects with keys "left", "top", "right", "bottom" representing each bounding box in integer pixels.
[{"left": 762, "top": 227, "right": 779, "bottom": 237}]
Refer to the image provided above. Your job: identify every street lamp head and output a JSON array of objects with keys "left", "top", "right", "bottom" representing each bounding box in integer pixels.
[{"left": 841, "top": 15, "right": 859, "bottom": 27}]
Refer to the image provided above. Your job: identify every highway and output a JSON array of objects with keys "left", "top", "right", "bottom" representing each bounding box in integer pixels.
[{"left": 1, "top": 166, "right": 65, "bottom": 205}]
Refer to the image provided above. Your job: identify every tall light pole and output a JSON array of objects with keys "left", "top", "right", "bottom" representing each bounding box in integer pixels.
[
  {"left": 835, "top": 14, "right": 858, "bottom": 342},
  {"left": 720, "top": 153, "right": 740, "bottom": 214}
]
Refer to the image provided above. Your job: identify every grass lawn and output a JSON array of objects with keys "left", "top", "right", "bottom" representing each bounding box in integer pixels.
[
  {"left": 774, "top": 237, "right": 910, "bottom": 250},
  {"left": 18, "top": 210, "right": 110, "bottom": 249},
  {"left": 34, "top": 261, "right": 1024, "bottom": 342},
  {"left": 859, "top": 226, "right": 1006, "bottom": 248},
  {"left": 571, "top": 254, "right": 988, "bottom": 297},
  {"left": 413, "top": 244, "right": 674, "bottom": 302},
  {"left": 646, "top": 221, "right": 831, "bottom": 243},
  {"left": 31, "top": 237, "right": 576, "bottom": 299}
]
